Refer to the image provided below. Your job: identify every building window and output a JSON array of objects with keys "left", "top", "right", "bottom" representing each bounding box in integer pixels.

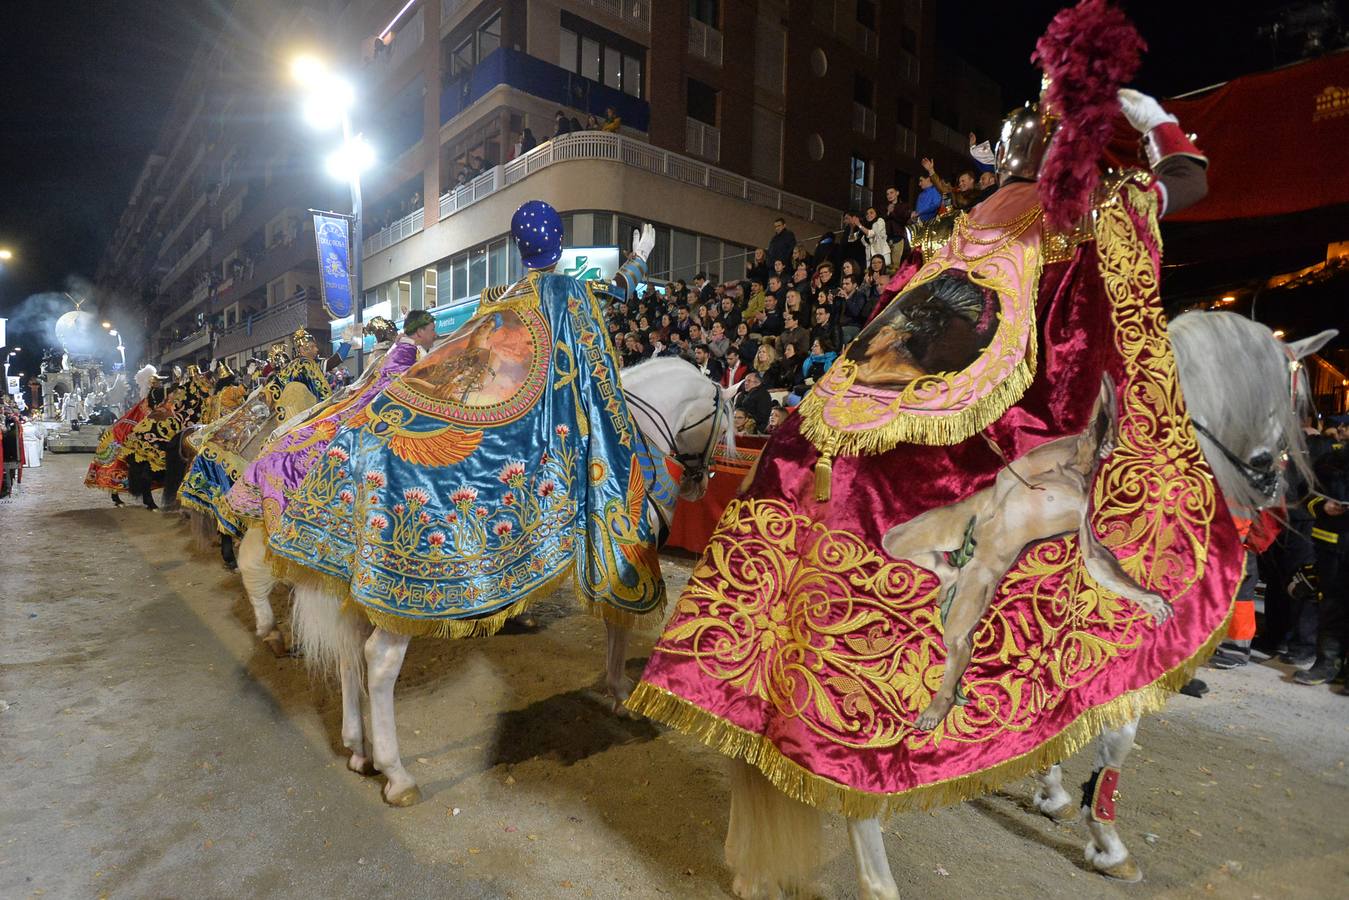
[
  {"left": 900, "top": 25, "right": 918, "bottom": 53},
  {"left": 559, "top": 18, "right": 645, "bottom": 99},
  {"left": 689, "top": 0, "right": 719, "bottom": 27},
  {"left": 687, "top": 78, "right": 718, "bottom": 126},
  {"left": 447, "top": 12, "right": 501, "bottom": 78},
  {"left": 897, "top": 96, "right": 915, "bottom": 128},
  {"left": 854, "top": 74, "right": 874, "bottom": 108},
  {"left": 851, "top": 154, "right": 871, "bottom": 188},
  {"left": 856, "top": 0, "right": 878, "bottom": 30},
  {"left": 423, "top": 267, "right": 437, "bottom": 309}
]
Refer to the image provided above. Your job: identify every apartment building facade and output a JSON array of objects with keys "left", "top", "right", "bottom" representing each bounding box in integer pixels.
[{"left": 98, "top": 0, "right": 999, "bottom": 369}]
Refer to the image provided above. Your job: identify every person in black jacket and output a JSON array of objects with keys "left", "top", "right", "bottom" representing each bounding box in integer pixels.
[
  {"left": 735, "top": 370, "right": 773, "bottom": 433},
  {"left": 767, "top": 218, "right": 796, "bottom": 271}
]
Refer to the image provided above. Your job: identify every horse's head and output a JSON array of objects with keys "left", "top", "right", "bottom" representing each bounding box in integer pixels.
[
  {"left": 1169, "top": 311, "right": 1337, "bottom": 517},
  {"left": 622, "top": 358, "right": 734, "bottom": 505}
]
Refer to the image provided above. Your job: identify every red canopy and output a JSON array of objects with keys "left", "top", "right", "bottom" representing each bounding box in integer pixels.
[{"left": 1111, "top": 50, "right": 1349, "bottom": 223}]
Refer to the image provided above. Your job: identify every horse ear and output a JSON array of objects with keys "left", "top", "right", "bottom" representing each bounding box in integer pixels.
[{"left": 1287, "top": 329, "right": 1338, "bottom": 360}]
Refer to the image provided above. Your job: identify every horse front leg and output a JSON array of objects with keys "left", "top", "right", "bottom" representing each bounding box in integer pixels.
[
  {"left": 846, "top": 818, "right": 899, "bottom": 900},
  {"left": 1082, "top": 716, "right": 1142, "bottom": 882},
  {"left": 365, "top": 627, "right": 419, "bottom": 806},
  {"left": 605, "top": 621, "right": 634, "bottom": 715},
  {"left": 1031, "top": 764, "right": 1079, "bottom": 823},
  {"left": 237, "top": 527, "right": 285, "bottom": 655}
]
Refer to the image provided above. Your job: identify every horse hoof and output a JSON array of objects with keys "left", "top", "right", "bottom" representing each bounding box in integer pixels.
[
  {"left": 348, "top": 755, "right": 378, "bottom": 777},
  {"left": 1096, "top": 856, "right": 1143, "bottom": 883},
  {"left": 262, "top": 631, "right": 287, "bottom": 657},
  {"left": 384, "top": 785, "right": 422, "bottom": 807},
  {"left": 1043, "top": 801, "right": 1080, "bottom": 824}
]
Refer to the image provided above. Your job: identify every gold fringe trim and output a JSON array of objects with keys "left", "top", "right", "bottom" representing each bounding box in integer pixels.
[
  {"left": 797, "top": 357, "right": 1036, "bottom": 459},
  {"left": 627, "top": 607, "right": 1232, "bottom": 820}
]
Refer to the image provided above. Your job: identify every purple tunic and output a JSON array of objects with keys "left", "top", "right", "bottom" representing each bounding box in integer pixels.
[{"left": 227, "top": 339, "right": 420, "bottom": 534}]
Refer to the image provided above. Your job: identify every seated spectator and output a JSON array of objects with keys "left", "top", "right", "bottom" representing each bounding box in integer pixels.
[
  {"left": 776, "top": 309, "right": 810, "bottom": 359},
  {"left": 791, "top": 245, "right": 812, "bottom": 270},
  {"left": 768, "top": 217, "right": 797, "bottom": 271},
  {"left": 751, "top": 342, "right": 780, "bottom": 388},
  {"left": 914, "top": 172, "right": 941, "bottom": 222},
  {"left": 585, "top": 114, "right": 601, "bottom": 130},
  {"left": 766, "top": 274, "right": 786, "bottom": 305},
  {"left": 733, "top": 408, "right": 758, "bottom": 437},
  {"left": 755, "top": 293, "right": 785, "bottom": 338},
  {"left": 693, "top": 273, "right": 714, "bottom": 306},
  {"left": 858, "top": 207, "right": 890, "bottom": 266},
  {"left": 977, "top": 170, "right": 998, "bottom": 202},
  {"left": 521, "top": 128, "right": 538, "bottom": 153},
  {"left": 688, "top": 322, "right": 705, "bottom": 347},
  {"left": 735, "top": 370, "right": 773, "bottom": 433},
  {"left": 720, "top": 348, "right": 749, "bottom": 389},
  {"left": 733, "top": 321, "right": 756, "bottom": 364},
  {"left": 767, "top": 401, "right": 788, "bottom": 432},
  {"left": 770, "top": 342, "right": 801, "bottom": 391},
  {"left": 692, "top": 343, "right": 724, "bottom": 381},
  {"left": 667, "top": 330, "right": 691, "bottom": 360},
  {"left": 720, "top": 295, "right": 742, "bottom": 333},
  {"left": 746, "top": 248, "right": 769, "bottom": 284},
  {"left": 602, "top": 107, "right": 622, "bottom": 132},
  {"left": 671, "top": 306, "right": 693, "bottom": 339},
  {"left": 783, "top": 287, "right": 806, "bottom": 322},
  {"left": 834, "top": 273, "right": 870, "bottom": 345},
  {"left": 707, "top": 321, "right": 730, "bottom": 359},
  {"left": 811, "top": 303, "right": 838, "bottom": 349},
  {"left": 648, "top": 330, "right": 669, "bottom": 357},
  {"left": 841, "top": 212, "right": 869, "bottom": 272},
  {"left": 790, "top": 338, "right": 838, "bottom": 402}
]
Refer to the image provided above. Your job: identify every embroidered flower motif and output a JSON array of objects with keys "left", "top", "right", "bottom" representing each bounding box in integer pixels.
[
  {"left": 339, "top": 489, "right": 355, "bottom": 505},
  {"left": 393, "top": 503, "right": 406, "bottom": 515},
  {"left": 368, "top": 514, "right": 389, "bottom": 530},
  {"left": 364, "top": 472, "right": 387, "bottom": 488},
  {"left": 502, "top": 491, "right": 516, "bottom": 507},
  {"left": 427, "top": 531, "right": 447, "bottom": 548},
  {"left": 403, "top": 487, "right": 430, "bottom": 506},
  {"left": 554, "top": 425, "right": 570, "bottom": 439},
  {"left": 498, "top": 461, "right": 527, "bottom": 487},
  {"left": 451, "top": 486, "right": 478, "bottom": 508},
  {"left": 475, "top": 506, "right": 489, "bottom": 518},
  {"left": 445, "top": 512, "right": 459, "bottom": 524},
  {"left": 494, "top": 521, "right": 513, "bottom": 537},
  {"left": 326, "top": 447, "right": 349, "bottom": 462},
  {"left": 418, "top": 511, "right": 432, "bottom": 524},
  {"left": 537, "top": 479, "right": 556, "bottom": 498}
]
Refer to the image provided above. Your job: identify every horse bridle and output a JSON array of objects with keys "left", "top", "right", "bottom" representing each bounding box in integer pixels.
[
  {"left": 1189, "top": 349, "right": 1303, "bottom": 503},
  {"left": 624, "top": 383, "right": 725, "bottom": 545}
]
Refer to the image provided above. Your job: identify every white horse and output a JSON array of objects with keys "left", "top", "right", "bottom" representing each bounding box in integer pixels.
[
  {"left": 291, "top": 357, "right": 732, "bottom": 805},
  {"left": 724, "top": 313, "right": 1334, "bottom": 899}
]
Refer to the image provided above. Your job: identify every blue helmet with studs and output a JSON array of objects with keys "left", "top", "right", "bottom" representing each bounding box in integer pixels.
[{"left": 510, "top": 200, "right": 564, "bottom": 269}]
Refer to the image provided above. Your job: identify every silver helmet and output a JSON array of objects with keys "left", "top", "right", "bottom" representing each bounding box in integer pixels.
[{"left": 994, "top": 103, "right": 1054, "bottom": 181}]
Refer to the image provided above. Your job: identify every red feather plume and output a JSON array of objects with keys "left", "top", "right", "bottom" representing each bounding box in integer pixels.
[{"left": 1031, "top": 0, "right": 1147, "bottom": 230}]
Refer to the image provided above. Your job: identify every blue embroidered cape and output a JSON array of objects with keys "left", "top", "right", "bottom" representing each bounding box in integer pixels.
[{"left": 268, "top": 262, "right": 665, "bottom": 637}]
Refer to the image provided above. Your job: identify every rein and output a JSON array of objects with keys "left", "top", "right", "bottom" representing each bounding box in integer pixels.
[
  {"left": 624, "top": 380, "right": 725, "bottom": 546},
  {"left": 1191, "top": 419, "right": 1280, "bottom": 500}
]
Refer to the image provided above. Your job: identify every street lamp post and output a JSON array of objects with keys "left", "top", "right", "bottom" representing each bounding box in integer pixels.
[{"left": 292, "top": 55, "right": 375, "bottom": 365}]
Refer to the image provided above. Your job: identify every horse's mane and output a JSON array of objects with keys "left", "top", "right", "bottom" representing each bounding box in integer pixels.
[{"left": 1169, "top": 311, "right": 1310, "bottom": 517}]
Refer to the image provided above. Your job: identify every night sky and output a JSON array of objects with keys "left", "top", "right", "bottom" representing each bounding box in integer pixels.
[{"left": 0, "top": 0, "right": 1333, "bottom": 381}]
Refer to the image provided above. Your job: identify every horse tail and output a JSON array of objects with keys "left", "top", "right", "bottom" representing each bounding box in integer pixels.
[
  {"left": 292, "top": 581, "right": 366, "bottom": 684},
  {"left": 725, "top": 759, "right": 823, "bottom": 896}
]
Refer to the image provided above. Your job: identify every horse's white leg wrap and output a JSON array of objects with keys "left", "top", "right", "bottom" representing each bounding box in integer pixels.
[
  {"left": 1083, "top": 717, "right": 1141, "bottom": 881},
  {"left": 1032, "top": 763, "right": 1077, "bottom": 822},
  {"left": 237, "top": 528, "right": 278, "bottom": 639},
  {"left": 339, "top": 652, "right": 374, "bottom": 775},
  {"left": 847, "top": 818, "right": 899, "bottom": 900},
  {"left": 365, "top": 628, "right": 419, "bottom": 806},
  {"left": 604, "top": 621, "right": 633, "bottom": 712}
]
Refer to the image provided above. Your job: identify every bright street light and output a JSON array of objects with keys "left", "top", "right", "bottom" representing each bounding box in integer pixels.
[
  {"left": 302, "top": 76, "right": 355, "bottom": 131},
  {"left": 1273, "top": 329, "right": 1286, "bottom": 339},
  {"left": 102, "top": 321, "right": 112, "bottom": 329},
  {"left": 0, "top": 249, "right": 12, "bottom": 261},
  {"left": 290, "top": 54, "right": 327, "bottom": 85},
  {"left": 325, "top": 136, "right": 376, "bottom": 181}
]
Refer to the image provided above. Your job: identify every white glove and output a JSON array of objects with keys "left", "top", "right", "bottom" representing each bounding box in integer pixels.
[
  {"left": 1117, "top": 88, "right": 1178, "bottom": 134},
  {"left": 969, "top": 140, "right": 995, "bottom": 167},
  {"left": 632, "top": 224, "right": 656, "bottom": 263}
]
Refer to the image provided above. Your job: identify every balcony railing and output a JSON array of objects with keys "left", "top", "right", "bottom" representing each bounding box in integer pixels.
[
  {"left": 852, "top": 24, "right": 879, "bottom": 58},
  {"left": 897, "top": 50, "right": 920, "bottom": 84},
  {"left": 212, "top": 290, "right": 328, "bottom": 359},
  {"left": 362, "top": 132, "right": 844, "bottom": 262},
  {"left": 852, "top": 103, "right": 877, "bottom": 139},
  {"left": 363, "top": 206, "right": 425, "bottom": 257},
  {"left": 688, "top": 18, "right": 723, "bottom": 66},
  {"left": 578, "top": 0, "right": 651, "bottom": 31},
  {"left": 897, "top": 123, "right": 917, "bottom": 157},
  {"left": 159, "top": 327, "right": 212, "bottom": 365},
  {"left": 685, "top": 118, "right": 721, "bottom": 163},
  {"left": 930, "top": 120, "right": 968, "bottom": 155},
  {"left": 159, "top": 228, "right": 212, "bottom": 293}
]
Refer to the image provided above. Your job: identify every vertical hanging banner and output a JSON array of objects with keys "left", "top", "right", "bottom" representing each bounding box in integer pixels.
[{"left": 313, "top": 212, "right": 354, "bottom": 318}]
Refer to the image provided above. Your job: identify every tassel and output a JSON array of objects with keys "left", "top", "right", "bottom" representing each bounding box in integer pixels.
[{"left": 814, "top": 453, "right": 833, "bottom": 502}]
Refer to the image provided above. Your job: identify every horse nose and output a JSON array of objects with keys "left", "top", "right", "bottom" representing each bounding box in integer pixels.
[{"left": 1248, "top": 450, "right": 1273, "bottom": 470}]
